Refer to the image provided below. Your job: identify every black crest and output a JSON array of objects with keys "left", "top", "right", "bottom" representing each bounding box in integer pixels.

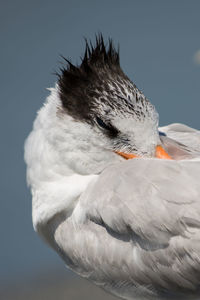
[{"left": 58, "top": 34, "right": 128, "bottom": 123}]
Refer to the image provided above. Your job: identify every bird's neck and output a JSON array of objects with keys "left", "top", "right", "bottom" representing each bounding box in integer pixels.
[{"left": 25, "top": 87, "right": 97, "bottom": 241}]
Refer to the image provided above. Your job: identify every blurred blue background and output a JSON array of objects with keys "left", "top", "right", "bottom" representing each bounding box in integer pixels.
[{"left": 1, "top": 0, "right": 200, "bottom": 298}]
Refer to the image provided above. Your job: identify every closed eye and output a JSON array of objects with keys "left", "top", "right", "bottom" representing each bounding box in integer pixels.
[
  {"left": 96, "top": 117, "right": 119, "bottom": 137},
  {"left": 96, "top": 117, "right": 111, "bottom": 130}
]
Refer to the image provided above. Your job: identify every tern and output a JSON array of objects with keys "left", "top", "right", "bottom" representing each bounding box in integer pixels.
[{"left": 25, "top": 35, "right": 200, "bottom": 300}]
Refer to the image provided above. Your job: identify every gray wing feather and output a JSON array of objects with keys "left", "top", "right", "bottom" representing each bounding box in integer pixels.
[
  {"left": 53, "top": 158, "right": 200, "bottom": 299},
  {"left": 159, "top": 123, "right": 200, "bottom": 159},
  {"left": 85, "top": 159, "right": 200, "bottom": 243}
]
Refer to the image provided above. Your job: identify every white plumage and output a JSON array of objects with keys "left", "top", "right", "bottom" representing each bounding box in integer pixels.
[{"left": 25, "top": 37, "right": 200, "bottom": 299}]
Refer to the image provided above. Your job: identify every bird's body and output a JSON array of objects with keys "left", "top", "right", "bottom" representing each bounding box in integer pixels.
[{"left": 25, "top": 36, "right": 200, "bottom": 299}]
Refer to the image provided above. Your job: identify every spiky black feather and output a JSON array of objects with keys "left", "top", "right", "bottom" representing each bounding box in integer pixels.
[
  {"left": 57, "top": 34, "right": 152, "bottom": 135},
  {"left": 58, "top": 34, "right": 126, "bottom": 124}
]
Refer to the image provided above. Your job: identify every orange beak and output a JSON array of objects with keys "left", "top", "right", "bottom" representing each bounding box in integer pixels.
[
  {"left": 155, "top": 145, "right": 172, "bottom": 160},
  {"left": 115, "top": 145, "right": 172, "bottom": 160},
  {"left": 115, "top": 152, "right": 138, "bottom": 160}
]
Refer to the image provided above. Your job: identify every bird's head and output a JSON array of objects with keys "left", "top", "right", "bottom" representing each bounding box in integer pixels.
[
  {"left": 51, "top": 36, "right": 170, "bottom": 175},
  {"left": 26, "top": 36, "right": 171, "bottom": 181}
]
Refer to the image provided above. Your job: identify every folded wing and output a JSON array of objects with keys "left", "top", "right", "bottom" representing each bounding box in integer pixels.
[
  {"left": 54, "top": 157, "right": 200, "bottom": 299},
  {"left": 159, "top": 123, "right": 200, "bottom": 159}
]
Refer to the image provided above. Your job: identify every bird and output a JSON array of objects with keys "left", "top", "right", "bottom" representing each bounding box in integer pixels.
[{"left": 25, "top": 35, "right": 200, "bottom": 300}]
